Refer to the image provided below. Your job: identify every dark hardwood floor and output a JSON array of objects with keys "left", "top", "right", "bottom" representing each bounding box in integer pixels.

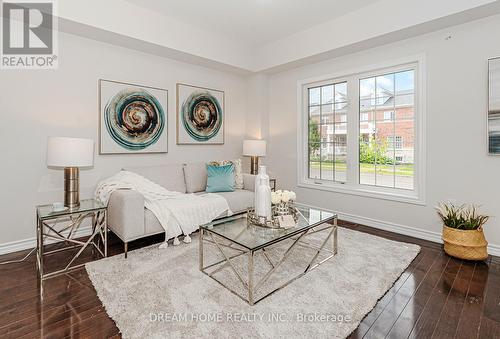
[{"left": 1, "top": 221, "right": 499, "bottom": 338}]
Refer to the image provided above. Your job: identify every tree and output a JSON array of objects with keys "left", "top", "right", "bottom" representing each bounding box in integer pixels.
[
  {"left": 309, "top": 119, "right": 321, "bottom": 160},
  {"left": 359, "top": 136, "right": 393, "bottom": 164}
]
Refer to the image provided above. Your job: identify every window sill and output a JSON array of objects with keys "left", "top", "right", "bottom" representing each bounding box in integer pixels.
[{"left": 297, "top": 181, "right": 425, "bottom": 206}]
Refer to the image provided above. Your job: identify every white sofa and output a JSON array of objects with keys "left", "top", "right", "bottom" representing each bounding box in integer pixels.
[{"left": 107, "top": 163, "right": 256, "bottom": 257}]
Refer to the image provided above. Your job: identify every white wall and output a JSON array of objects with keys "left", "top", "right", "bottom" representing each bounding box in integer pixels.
[
  {"left": 245, "top": 74, "right": 270, "bottom": 139},
  {"left": 265, "top": 15, "right": 500, "bottom": 250},
  {"left": 3, "top": 14, "right": 500, "bottom": 254},
  {"left": 0, "top": 32, "right": 248, "bottom": 247}
]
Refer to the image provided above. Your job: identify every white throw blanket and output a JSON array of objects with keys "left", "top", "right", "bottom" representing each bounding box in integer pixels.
[{"left": 95, "top": 171, "right": 232, "bottom": 248}]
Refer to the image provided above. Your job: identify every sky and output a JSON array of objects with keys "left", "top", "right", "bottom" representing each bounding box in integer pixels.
[
  {"left": 309, "top": 70, "right": 414, "bottom": 106},
  {"left": 360, "top": 70, "right": 414, "bottom": 98}
]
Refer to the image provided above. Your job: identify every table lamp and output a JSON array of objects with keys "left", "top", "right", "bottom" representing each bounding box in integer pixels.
[
  {"left": 243, "top": 139, "right": 266, "bottom": 175},
  {"left": 46, "top": 137, "right": 94, "bottom": 208}
]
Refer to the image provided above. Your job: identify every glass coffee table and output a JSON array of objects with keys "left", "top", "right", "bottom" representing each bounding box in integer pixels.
[{"left": 199, "top": 206, "right": 337, "bottom": 305}]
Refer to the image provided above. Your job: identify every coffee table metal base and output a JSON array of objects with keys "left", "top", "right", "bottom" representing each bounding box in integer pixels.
[{"left": 199, "top": 219, "right": 337, "bottom": 305}]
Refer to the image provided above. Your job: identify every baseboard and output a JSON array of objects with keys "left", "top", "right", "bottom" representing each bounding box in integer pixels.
[
  {"left": 295, "top": 202, "right": 500, "bottom": 257},
  {"left": 0, "top": 226, "right": 92, "bottom": 256},
  {"left": 489, "top": 243, "right": 500, "bottom": 258}
]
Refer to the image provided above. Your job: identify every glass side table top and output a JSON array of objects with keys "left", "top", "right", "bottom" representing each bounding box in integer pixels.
[
  {"left": 201, "top": 205, "right": 336, "bottom": 251},
  {"left": 37, "top": 199, "right": 106, "bottom": 220}
]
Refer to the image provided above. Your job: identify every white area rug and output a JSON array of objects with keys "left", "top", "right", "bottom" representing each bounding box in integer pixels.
[{"left": 86, "top": 227, "right": 420, "bottom": 338}]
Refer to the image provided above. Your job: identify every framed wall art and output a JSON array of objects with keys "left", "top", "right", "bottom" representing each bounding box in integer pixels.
[
  {"left": 99, "top": 79, "right": 168, "bottom": 154},
  {"left": 489, "top": 58, "right": 500, "bottom": 154},
  {"left": 176, "top": 83, "right": 224, "bottom": 145}
]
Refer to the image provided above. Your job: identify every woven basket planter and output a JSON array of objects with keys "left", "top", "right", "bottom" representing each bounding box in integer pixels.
[{"left": 442, "top": 225, "right": 488, "bottom": 261}]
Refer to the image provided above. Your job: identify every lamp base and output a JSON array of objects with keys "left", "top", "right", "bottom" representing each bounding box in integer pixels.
[
  {"left": 250, "top": 156, "right": 259, "bottom": 175},
  {"left": 64, "top": 167, "right": 80, "bottom": 208}
]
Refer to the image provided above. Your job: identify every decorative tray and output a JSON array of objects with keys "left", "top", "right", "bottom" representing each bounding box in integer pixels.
[{"left": 247, "top": 206, "right": 299, "bottom": 229}]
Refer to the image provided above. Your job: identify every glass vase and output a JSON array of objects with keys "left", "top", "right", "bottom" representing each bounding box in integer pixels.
[{"left": 275, "top": 202, "right": 289, "bottom": 216}]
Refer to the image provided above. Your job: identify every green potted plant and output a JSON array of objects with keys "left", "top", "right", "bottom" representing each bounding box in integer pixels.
[{"left": 436, "top": 202, "right": 489, "bottom": 260}]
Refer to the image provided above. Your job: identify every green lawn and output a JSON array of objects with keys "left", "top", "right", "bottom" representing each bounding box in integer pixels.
[{"left": 309, "top": 161, "right": 414, "bottom": 177}]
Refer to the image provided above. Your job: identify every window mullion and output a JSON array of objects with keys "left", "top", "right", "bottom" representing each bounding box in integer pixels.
[
  {"left": 319, "top": 88, "right": 322, "bottom": 180},
  {"left": 393, "top": 83, "right": 396, "bottom": 188}
]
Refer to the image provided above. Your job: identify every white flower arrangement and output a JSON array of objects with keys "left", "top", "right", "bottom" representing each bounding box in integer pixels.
[{"left": 271, "top": 190, "right": 296, "bottom": 205}]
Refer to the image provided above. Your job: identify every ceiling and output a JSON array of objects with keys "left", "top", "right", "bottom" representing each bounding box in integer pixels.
[
  {"left": 59, "top": 0, "right": 500, "bottom": 73},
  {"left": 124, "top": 0, "right": 381, "bottom": 46}
]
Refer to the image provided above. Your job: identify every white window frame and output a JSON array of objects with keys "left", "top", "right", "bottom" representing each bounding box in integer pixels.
[{"left": 297, "top": 55, "right": 426, "bottom": 205}]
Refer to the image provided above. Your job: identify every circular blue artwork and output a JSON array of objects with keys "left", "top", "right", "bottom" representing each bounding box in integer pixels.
[
  {"left": 104, "top": 88, "right": 165, "bottom": 150},
  {"left": 181, "top": 91, "right": 222, "bottom": 142}
]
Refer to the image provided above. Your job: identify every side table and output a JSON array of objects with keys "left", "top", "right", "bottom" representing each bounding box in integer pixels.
[{"left": 36, "top": 199, "right": 107, "bottom": 284}]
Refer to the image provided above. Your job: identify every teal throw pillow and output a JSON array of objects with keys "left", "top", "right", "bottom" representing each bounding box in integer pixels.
[{"left": 206, "top": 164, "right": 235, "bottom": 193}]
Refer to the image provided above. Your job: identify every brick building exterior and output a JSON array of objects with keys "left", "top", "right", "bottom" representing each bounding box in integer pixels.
[{"left": 315, "top": 90, "right": 415, "bottom": 164}]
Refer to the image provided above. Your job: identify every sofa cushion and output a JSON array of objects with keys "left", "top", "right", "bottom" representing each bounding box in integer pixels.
[
  {"left": 206, "top": 164, "right": 235, "bottom": 193},
  {"left": 183, "top": 163, "right": 207, "bottom": 193},
  {"left": 123, "top": 165, "right": 186, "bottom": 193},
  {"left": 213, "top": 189, "right": 254, "bottom": 213},
  {"left": 207, "top": 159, "right": 244, "bottom": 189},
  {"left": 242, "top": 173, "right": 256, "bottom": 191}
]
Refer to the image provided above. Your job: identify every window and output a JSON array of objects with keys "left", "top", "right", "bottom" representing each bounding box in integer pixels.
[
  {"left": 387, "top": 136, "right": 403, "bottom": 149},
  {"left": 307, "top": 82, "right": 347, "bottom": 183},
  {"left": 360, "top": 70, "right": 414, "bottom": 190},
  {"left": 395, "top": 136, "right": 403, "bottom": 149},
  {"left": 383, "top": 111, "right": 395, "bottom": 121},
  {"left": 299, "top": 60, "right": 424, "bottom": 203}
]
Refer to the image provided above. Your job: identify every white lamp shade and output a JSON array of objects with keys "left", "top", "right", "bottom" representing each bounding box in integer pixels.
[
  {"left": 47, "top": 137, "right": 94, "bottom": 167},
  {"left": 243, "top": 139, "right": 266, "bottom": 157}
]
